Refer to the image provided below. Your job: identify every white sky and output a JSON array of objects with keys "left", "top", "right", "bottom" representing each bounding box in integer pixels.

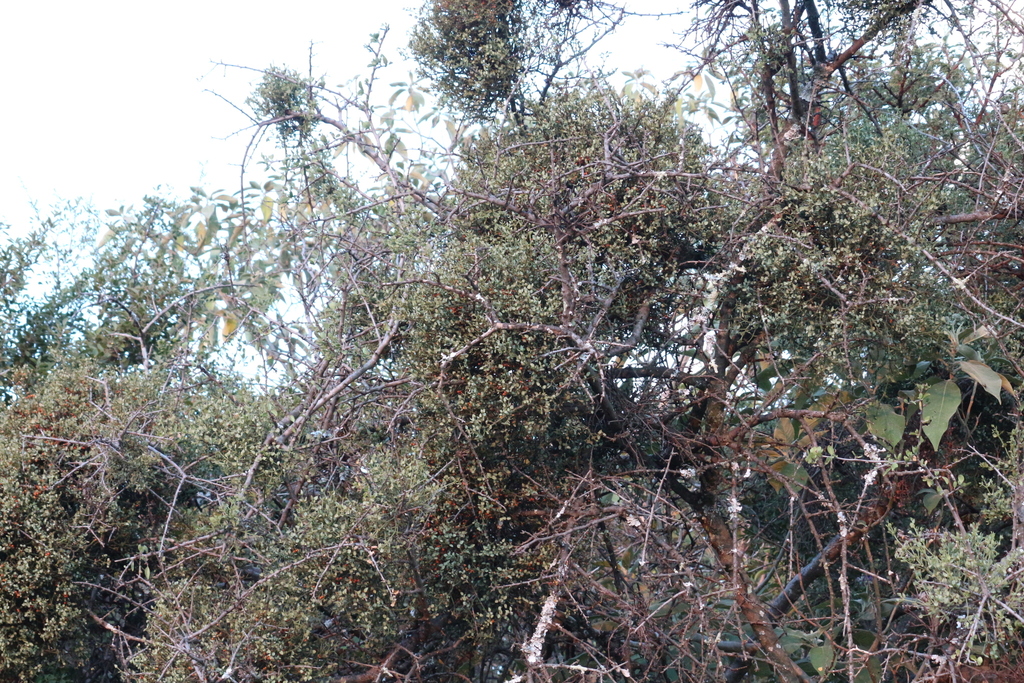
[{"left": 0, "top": 1, "right": 681, "bottom": 237}]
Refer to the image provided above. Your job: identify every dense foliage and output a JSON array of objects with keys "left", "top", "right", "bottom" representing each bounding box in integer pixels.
[{"left": 3, "top": 1, "right": 1024, "bottom": 682}]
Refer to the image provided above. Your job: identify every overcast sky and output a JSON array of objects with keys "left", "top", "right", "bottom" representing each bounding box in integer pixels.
[{"left": 0, "top": 1, "right": 679, "bottom": 237}]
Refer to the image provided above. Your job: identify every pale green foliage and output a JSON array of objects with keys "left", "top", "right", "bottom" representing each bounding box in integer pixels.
[
  {"left": 0, "top": 365, "right": 158, "bottom": 677},
  {"left": 409, "top": 0, "right": 614, "bottom": 120},
  {"left": 248, "top": 67, "right": 322, "bottom": 141},
  {"left": 897, "top": 524, "right": 1024, "bottom": 656},
  {"left": 4, "top": 1, "right": 1024, "bottom": 682},
  {"left": 410, "top": 0, "right": 527, "bottom": 119},
  {"left": 734, "top": 132, "right": 950, "bottom": 376}
]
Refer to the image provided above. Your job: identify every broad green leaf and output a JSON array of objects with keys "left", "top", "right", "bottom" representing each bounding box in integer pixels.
[
  {"left": 920, "top": 488, "right": 943, "bottom": 513},
  {"left": 959, "top": 360, "right": 1003, "bottom": 402},
  {"left": 650, "top": 599, "right": 673, "bottom": 618},
  {"left": 854, "top": 657, "right": 882, "bottom": 683},
  {"left": 956, "top": 343, "right": 981, "bottom": 361},
  {"left": 769, "top": 460, "right": 808, "bottom": 492},
  {"left": 774, "top": 418, "right": 796, "bottom": 443},
  {"left": 852, "top": 630, "right": 876, "bottom": 649},
  {"left": 260, "top": 196, "right": 273, "bottom": 223},
  {"left": 778, "top": 635, "right": 803, "bottom": 654},
  {"left": 921, "top": 380, "right": 961, "bottom": 450},
  {"left": 808, "top": 644, "right": 834, "bottom": 674},
  {"left": 865, "top": 402, "right": 905, "bottom": 448},
  {"left": 755, "top": 360, "right": 776, "bottom": 385},
  {"left": 911, "top": 361, "right": 932, "bottom": 379},
  {"left": 962, "top": 325, "right": 994, "bottom": 344},
  {"left": 227, "top": 224, "right": 244, "bottom": 247},
  {"left": 96, "top": 229, "right": 116, "bottom": 247}
]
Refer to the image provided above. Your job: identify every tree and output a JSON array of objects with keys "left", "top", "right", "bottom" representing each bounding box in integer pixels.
[
  {"left": 2, "top": 1, "right": 1024, "bottom": 682},
  {"left": 409, "top": 0, "right": 623, "bottom": 119}
]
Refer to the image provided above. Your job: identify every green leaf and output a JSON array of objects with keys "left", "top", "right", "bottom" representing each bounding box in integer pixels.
[
  {"left": 854, "top": 656, "right": 882, "bottom": 683},
  {"left": 961, "top": 325, "right": 994, "bottom": 344},
  {"left": 778, "top": 635, "right": 804, "bottom": 654},
  {"left": 956, "top": 343, "right": 981, "bottom": 361},
  {"left": 911, "top": 361, "right": 932, "bottom": 379},
  {"left": 754, "top": 364, "right": 777, "bottom": 391},
  {"left": 773, "top": 418, "right": 796, "bottom": 443},
  {"left": 852, "top": 630, "right": 876, "bottom": 649},
  {"left": 793, "top": 464, "right": 809, "bottom": 488},
  {"left": 920, "top": 488, "right": 943, "bottom": 513},
  {"left": 769, "top": 460, "right": 808, "bottom": 491},
  {"left": 222, "top": 314, "right": 239, "bottom": 339},
  {"left": 865, "top": 402, "right": 905, "bottom": 448},
  {"left": 958, "top": 360, "right": 1003, "bottom": 402},
  {"left": 393, "top": 139, "right": 408, "bottom": 160},
  {"left": 96, "top": 229, "right": 116, "bottom": 247},
  {"left": 650, "top": 599, "right": 674, "bottom": 618},
  {"left": 921, "top": 380, "right": 961, "bottom": 450},
  {"left": 808, "top": 644, "right": 834, "bottom": 674}
]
